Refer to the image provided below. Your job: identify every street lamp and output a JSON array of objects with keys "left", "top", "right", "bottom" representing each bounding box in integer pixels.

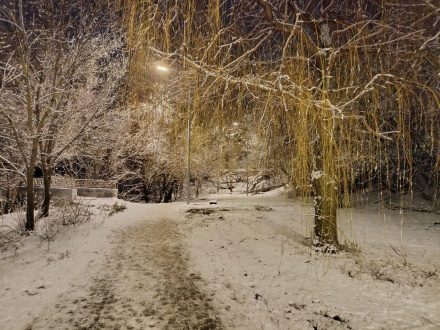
[
  {"left": 156, "top": 65, "right": 169, "bottom": 72},
  {"left": 154, "top": 61, "right": 191, "bottom": 204},
  {"left": 187, "top": 104, "right": 191, "bottom": 205}
]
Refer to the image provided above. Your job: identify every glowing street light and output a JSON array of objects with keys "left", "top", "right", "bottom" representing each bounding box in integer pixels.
[{"left": 156, "top": 65, "right": 169, "bottom": 72}]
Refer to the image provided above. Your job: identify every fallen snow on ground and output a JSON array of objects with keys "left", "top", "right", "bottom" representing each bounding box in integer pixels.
[{"left": 0, "top": 189, "right": 439, "bottom": 329}]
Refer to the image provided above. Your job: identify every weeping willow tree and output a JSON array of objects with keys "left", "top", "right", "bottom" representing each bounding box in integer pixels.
[{"left": 119, "top": 0, "right": 439, "bottom": 245}]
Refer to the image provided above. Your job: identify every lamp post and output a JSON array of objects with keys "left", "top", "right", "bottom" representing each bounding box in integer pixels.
[
  {"left": 156, "top": 62, "right": 191, "bottom": 204},
  {"left": 187, "top": 109, "right": 191, "bottom": 204}
]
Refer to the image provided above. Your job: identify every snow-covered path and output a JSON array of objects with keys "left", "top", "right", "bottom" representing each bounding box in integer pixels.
[
  {"left": 32, "top": 216, "right": 222, "bottom": 329},
  {"left": 1, "top": 199, "right": 221, "bottom": 329}
]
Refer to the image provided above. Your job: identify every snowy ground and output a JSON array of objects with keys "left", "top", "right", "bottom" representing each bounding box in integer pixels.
[{"left": 0, "top": 188, "right": 439, "bottom": 329}]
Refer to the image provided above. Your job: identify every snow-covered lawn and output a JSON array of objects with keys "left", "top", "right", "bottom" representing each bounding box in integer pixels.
[{"left": 0, "top": 189, "right": 439, "bottom": 329}]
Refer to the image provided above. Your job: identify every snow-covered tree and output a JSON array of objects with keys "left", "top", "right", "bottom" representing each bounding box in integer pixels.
[
  {"left": 120, "top": 0, "right": 439, "bottom": 246},
  {"left": 0, "top": 0, "right": 127, "bottom": 229}
]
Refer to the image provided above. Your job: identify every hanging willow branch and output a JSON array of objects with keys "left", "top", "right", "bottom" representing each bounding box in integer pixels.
[{"left": 119, "top": 0, "right": 439, "bottom": 211}]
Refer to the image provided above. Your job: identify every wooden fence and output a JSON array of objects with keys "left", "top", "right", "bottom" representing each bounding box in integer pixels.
[{"left": 33, "top": 178, "right": 117, "bottom": 189}]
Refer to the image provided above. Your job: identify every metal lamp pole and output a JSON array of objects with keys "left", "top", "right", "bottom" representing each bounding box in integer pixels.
[
  {"left": 185, "top": 89, "right": 191, "bottom": 206},
  {"left": 182, "top": 34, "right": 191, "bottom": 205},
  {"left": 187, "top": 109, "right": 191, "bottom": 204}
]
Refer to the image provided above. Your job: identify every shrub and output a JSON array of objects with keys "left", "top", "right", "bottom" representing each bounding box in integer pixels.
[{"left": 108, "top": 202, "right": 127, "bottom": 217}]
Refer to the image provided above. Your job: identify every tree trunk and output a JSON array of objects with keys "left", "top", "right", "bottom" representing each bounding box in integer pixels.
[
  {"left": 312, "top": 125, "right": 338, "bottom": 245},
  {"left": 25, "top": 136, "right": 40, "bottom": 231},
  {"left": 25, "top": 167, "right": 35, "bottom": 231},
  {"left": 3, "top": 178, "right": 12, "bottom": 214},
  {"left": 39, "top": 131, "right": 56, "bottom": 218},
  {"left": 313, "top": 17, "right": 338, "bottom": 245},
  {"left": 40, "top": 166, "right": 52, "bottom": 218}
]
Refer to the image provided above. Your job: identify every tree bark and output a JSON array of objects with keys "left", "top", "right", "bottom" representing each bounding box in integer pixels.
[
  {"left": 25, "top": 167, "right": 35, "bottom": 231},
  {"left": 40, "top": 165, "right": 52, "bottom": 218},
  {"left": 25, "top": 134, "right": 40, "bottom": 231},
  {"left": 312, "top": 10, "right": 338, "bottom": 246},
  {"left": 39, "top": 135, "right": 54, "bottom": 218},
  {"left": 313, "top": 120, "right": 338, "bottom": 245}
]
